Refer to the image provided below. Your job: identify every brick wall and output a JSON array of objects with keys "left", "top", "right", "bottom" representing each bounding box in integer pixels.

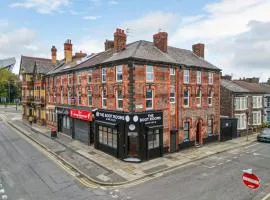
[{"left": 220, "top": 86, "right": 233, "bottom": 117}]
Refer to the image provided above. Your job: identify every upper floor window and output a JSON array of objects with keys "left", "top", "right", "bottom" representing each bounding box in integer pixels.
[
  {"left": 184, "top": 90, "right": 189, "bottom": 107},
  {"left": 197, "top": 71, "right": 201, "bottom": 84},
  {"left": 68, "top": 91, "right": 72, "bottom": 105},
  {"left": 102, "top": 89, "right": 107, "bottom": 108},
  {"left": 208, "top": 118, "right": 213, "bottom": 135},
  {"left": 208, "top": 90, "right": 213, "bottom": 106},
  {"left": 170, "top": 68, "right": 175, "bottom": 75},
  {"left": 53, "top": 91, "right": 56, "bottom": 103},
  {"left": 184, "top": 70, "right": 189, "bottom": 84},
  {"left": 116, "top": 65, "right": 123, "bottom": 82},
  {"left": 68, "top": 74, "right": 72, "bottom": 85},
  {"left": 253, "top": 96, "right": 262, "bottom": 108},
  {"left": 53, "top": 76, "right": 57, "bottom": 87},
  {"left": 77, "top": 73, "right": 81, "bottom": 85},
  {"left": 77, "top": 91, "right": 81, "bottom": 105},
  {"left": 196, "top": 89, "right": 201, "bottom": 107},
  {"left": 146, "top": 65, "right": 154, "bottom": 82},
  {"left": 208, "top": 72, "right": 213, "bottom": 84},
  {"left": 88, "top": 70, "right": 92, "bottom": 84},
  {"left": 184, "top": 122, "right": 190, "bottom": 141},
  {"left": 170, "top": 86, "right": 175, "bottom": 104},
  {"left": 235, "top": 97, "right": 247, "bottom": 110},
  {"left": 116, "top": 89, "right": 123, "bottom": 110},
  {"left": 61, "top": 90, "right": 63, "bottom": 104},
  {"left": 146, "top": 89, "right": 153, "bottom": 110},
  {"left": 88, "top": 90, "right": 92, "bottom": 106},
  {"left": 252, "top": 111, "right": 261, "bottom": 125},
  {"left": 102, "top": 68, "right": 106, "bottom": 83},
  {"left": 60, "top": 76, "right": 63, "bottom": 86}
]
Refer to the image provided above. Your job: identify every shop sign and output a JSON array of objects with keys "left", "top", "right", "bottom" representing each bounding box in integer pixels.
[
  {"left": 138, "top": 112, "right": 163, "bottom": 126},
  {"left": 128, "top": 132, "right": 138, "bottom": 137},
  {"left": 70, "top": 109, "right": 92, "bottom": 121},
  {"left": 95, "top": 110, "right": 128, "bottom": 123}
]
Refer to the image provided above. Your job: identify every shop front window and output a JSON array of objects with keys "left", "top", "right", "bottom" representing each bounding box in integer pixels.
[
  {"left": 98, "top": 125, "right": 118, "bottom": 149},
  {"left": 148, "top": 129, "right": 160, "bottom": 149}
]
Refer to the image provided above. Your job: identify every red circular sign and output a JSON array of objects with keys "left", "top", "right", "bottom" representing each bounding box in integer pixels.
[{"left": 242, "top": 173, "right": 260, "bottom": 189}]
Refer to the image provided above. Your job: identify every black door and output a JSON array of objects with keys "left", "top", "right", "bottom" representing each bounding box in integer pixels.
[
  {"left": 170, "top": 131, "right": 177, "bottom": 153},
  {"left": 58, "top": 115, "right": 62, "bottom": 132},
  {"left": 74, "top": 119, "right": 90, "bottom": 145},
  {"left": 89, "top": 122, "right": 94, "bottom": 145}
]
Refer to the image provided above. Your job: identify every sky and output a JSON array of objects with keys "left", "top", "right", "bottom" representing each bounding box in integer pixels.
[{"left": 1, "top": 0, "right": 270, "bottom": 81}]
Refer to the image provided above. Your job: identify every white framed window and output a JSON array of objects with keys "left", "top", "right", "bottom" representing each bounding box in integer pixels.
[
  {"left": 53, "top": 91, "right": 56, "bottom": 103},
  {"left": 61, "top": 90, "right": 63, "bottom": 104},
  {"left": 197, "top": 71, "right": 201, "bottom": 84},
  {"left": 88, "top": 70, "right": 92, "bottom": 84},
  {"left": 184, "top": 70, "right": 189, "bottom": 84},
  {"left": 235, "top": 114, "right": 247, "bottom": 130},
  {"left": 208, "top": 72, "right": 213, "bottom": 84},
  {"left": 48, "top": 91, "right": 50, "bottom": 103},
  {"left": 170, "top": 86, "right": 175, "bottom": 104},
  {"left": 208, "top": 118, "right": 213, "bottom": 135},
  {"left": 196, "top": 89, "right": 201, "bottom": 107},
  {"left": 88, "top": 90, "right": 92, "bottom": 106},
  {"left": 116, "top": 65, "right": 123, "bottom": 82},
  {"left": 234, "top": 97, "right": 247, "bottom": 110},
  {"left": 253, "top": 96, "right": 262, "bottom": 108},
  {"left": 146, "top": 65, "right": 154, "bottom": 82},
  {"left": 252, "top": 111, "right": 261, "bottom": 125},
  {"left": 184, "top": 89, "right": 189, "bottom": 107},
  {"left": 60, "top": 76, "right": 63, "bottom": 86},
  {"left": 68, "top": 74, "right": 72, "bottom": 86},
  {"left": 102, "top": 89, "right": 107, "bottom": 108},
  {"left": 102, "top": 68, "right": 106, "bottom": 83},
  {"left": 68, "top": 91, "right": 72, "bottom": 104},
  {"left": 184, "top": 122, "right": 190, "bottom": 141},
  {"left": 77, "top": 73, "right": 81, "bottom": 85},
  {"left": 208, "top": 90, "right": 213, "bottom": 106},
  {"left": 170, "top": 68, "right": 175, "bottom": 75},
  {"left": 146, "top": 89, "right": 153, "bottom": 110},
  {"left": 116, "top": 89, "right": 123, "bottom": 110},
  {"left": 77, "top": 91, "right": 81, "bottom": 105}
]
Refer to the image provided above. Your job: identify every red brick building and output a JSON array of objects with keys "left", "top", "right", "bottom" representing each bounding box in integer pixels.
[{"left": 45, "top": 28, "right": 221, "bottom": 161}]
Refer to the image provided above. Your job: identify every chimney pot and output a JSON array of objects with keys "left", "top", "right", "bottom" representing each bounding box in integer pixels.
[
  {"left": 153, "top": 32, "right": 168, "bottom": 53},
  {"left": 64, "top": 39, "right": 73, "bottom": 63},
  {"left": 51, "top": 45, "right": 57, "bottom": 65},
  {"left": 114, "top": 28, "right": 126, "bottom": 52}
]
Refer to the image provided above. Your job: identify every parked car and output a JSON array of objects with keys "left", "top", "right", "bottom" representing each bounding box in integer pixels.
[{"left": 257, "top": 128, "right": 270, "bottom": 143}]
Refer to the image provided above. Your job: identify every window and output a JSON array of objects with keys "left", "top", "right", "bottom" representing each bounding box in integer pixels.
[
  {"left": 146, "top": 65, "right": 154, "bottom": 82},
  {"left": 61, "top": 90, "right": 63, "bottom": 104},
  {"left": 208, "top": 90, "right": 213, "bottom": 106},
  {"left": 60, "top": 76, "right": 63, "bottom": 86},
  {"left": 53, "top": 77, "right": 57, "bottom": 87},
  {"left": 235, "top": 114, "right": 247, "bottom": 130},
  {"left": 88, "top": 70, "right": 92, "bottom": 83},
  {"left": 184, "top": 90, "right": 189, "bottom": 107},
  {"left": 102, "top": 68, "right": 106, "bottom": 83},
  {"left": 267, "top": 111, "right": 270, "bottom": 122},
  {"left": 196, "top": 89, "right": 201, "bottom": 107},
  {"left": 208, "top": 118, "right": 213, "bottom": 135},
  {"left": 235, "top": 97, "right": 247, "bottom": 110},
  {"left": 116, "top": 65, "right": 123, "bottom": 82},
  {"left": 53, "top": 91, "right": 56, "bottom": 103},
  {"left": 66, "top": 116, "right": 70, "bottom": 129},
  {"left": 146, "top": 89, "right": 153, "bottom": 110},
  {"left": 252, "top": 111, "right": 261, "bottom": 125},
  {"left": 98, "top": 125, "right": 118, "bottom": 149},
  {"left": 48, "top": 91, "right": 50, "bottom": 103},
  {"left": 68, "top": 91, "right": 72, "bottom": 104},
  {"left": 253, "top": 96, "right": 262, "bottom": 108},
  {"left": 148, "top": 129, "right": 160, "bottom": 149},
  {"left": 77, "top": 91, "right": 81, "bottom": 105},
  {"left": 170, "top": 68, "right": 175, "bottom": 75},
  {"left": 116, "top": 89, "right": 123, "bottom": 110},
  {"left": 77, "top": 73, "right": 81, "bottom": 85},
  {"left": 68, "top": 74, "right": 72, "bottom": 85},
  {"left": 184, "top": 70, "right": 189, "bottom": 84},
  {"left": 184, "top": 122, "right": 189, "bottom": 141},
  {"left": 208, "top": 72, "right": 213, "bottom": 84},
  {"left": 170, "top": 86, "right": 175, "bottom": 104},
  {"left": 102, "top": 89, "right": 107, "bottom": 108},
  {"left": 197, "top": 71, "right": 201, "bottom": 84},
  {"left": 88, "top": 90, "right": 92, "bottom": 106}
]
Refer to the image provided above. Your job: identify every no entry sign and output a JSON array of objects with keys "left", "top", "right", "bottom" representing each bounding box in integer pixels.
[{"left": 242, "top": 172, "right": 260, "bottom": 189}]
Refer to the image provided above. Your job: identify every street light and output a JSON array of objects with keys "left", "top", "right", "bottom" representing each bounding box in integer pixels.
[{"left": 246, "top": 110, "right": 249, "bottom": 141}]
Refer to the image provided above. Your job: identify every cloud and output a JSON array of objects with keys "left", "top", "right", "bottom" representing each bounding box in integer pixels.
[
  {"left": 0, "top": 20, "right": 8, "bottom": 28},
  {"left": 75, "top": 38, "right": 103, "bottom": 54},
  {"left": 109, "top": 0, "right": 119, "bottom": 5},
  {"left": 10, "top": 0, "right": 70, "bottom": 14},
  {"left": 83, "top": 15, "right": 101, "bottom": 20}
]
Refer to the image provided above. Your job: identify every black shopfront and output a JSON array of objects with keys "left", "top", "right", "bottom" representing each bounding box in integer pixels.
[
  {"left": 56, "top": 107, "right": 72, "bottom": 137},
  {"left": 94, "top": 110, "right": 163, "bottom": 162}
]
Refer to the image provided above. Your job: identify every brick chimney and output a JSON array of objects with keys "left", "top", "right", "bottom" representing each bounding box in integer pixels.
[
  {"left": 105, "top": 39, "right": 114, "bottom": 51},
  {"left": 192, "top": 43, "right": 205, "bottom": 58},
  {"left": 51, "top": 45, "right": 57, "bottom": 65},
  {"left": 74, "top": 51, "right": 87, "bottom": 58},
  {"left": 64, "top": 39, "right": 72, "bottom": 63},
  {"left": 114, "top": 28, "right": 126, "bottom": 52},
  {"left": 153, "top": 32, "right": 168, "bottom": 53}
]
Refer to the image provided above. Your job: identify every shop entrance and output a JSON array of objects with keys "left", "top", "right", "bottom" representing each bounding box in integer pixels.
[{"left": 127, "top": 133, "right": 139, "bottom": 157}]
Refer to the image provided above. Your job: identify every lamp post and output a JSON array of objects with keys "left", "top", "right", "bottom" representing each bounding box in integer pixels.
[{"left": 246, "top": 110, "right": 249, "bottom": 141}]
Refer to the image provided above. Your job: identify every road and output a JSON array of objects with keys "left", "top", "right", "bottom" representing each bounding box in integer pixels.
[{"left": 1, "top": 107, "right": 270, "bottom": 200}]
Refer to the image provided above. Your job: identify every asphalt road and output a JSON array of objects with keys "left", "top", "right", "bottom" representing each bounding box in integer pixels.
[
  {"left": 121, "top": 142, "right": 270, "bottom": 200},
  {"left": 0, "top": 118, "right": 115, "bottom": 200}
]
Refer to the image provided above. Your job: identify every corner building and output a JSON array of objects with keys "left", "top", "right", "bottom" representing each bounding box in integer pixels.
[{"left": 46, "top": 29, "right": 221, "bottom": 162}]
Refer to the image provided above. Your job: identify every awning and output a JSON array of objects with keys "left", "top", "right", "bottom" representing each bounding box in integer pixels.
[{"left": 95, "top": 120, "right": 118, "bottom": 128}]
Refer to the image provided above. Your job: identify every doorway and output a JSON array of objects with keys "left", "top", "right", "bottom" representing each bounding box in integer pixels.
[
  {"left": 170, "top": 130, "right": 177, "bottom": 153},
  {"left": 127, "top": 133, "right": 139, "bottom": 157},
  {"left": 196, "top": 121, "right": 202, "bottom": 144}
]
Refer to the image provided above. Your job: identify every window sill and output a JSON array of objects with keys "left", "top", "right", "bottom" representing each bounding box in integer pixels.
[{"left": 183, "top": 106, "right": 190, "bottom": 109}]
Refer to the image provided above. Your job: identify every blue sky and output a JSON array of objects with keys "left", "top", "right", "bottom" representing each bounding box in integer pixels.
[{"left": 1, "top": 0, "right": 270, "bottom": 81}]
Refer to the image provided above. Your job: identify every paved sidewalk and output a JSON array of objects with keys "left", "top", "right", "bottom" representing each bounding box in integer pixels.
[{"left": 8, "top": 118, "right": 258, "bottom": 185}]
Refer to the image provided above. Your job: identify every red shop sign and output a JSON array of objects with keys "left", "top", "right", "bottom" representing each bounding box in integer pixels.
[{"left": 70, "top": 109, "right": 92, "bottom": 121}]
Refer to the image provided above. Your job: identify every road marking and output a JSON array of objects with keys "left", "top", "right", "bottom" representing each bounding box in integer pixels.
[
  {"left": 246, "top": 143, "right": 259, "bottom": 148},
  {"left": 233, "top": 156, "right": 238, "bottom": 159},
  {"left": 226, "top": 160, "right": 232, "bottom": 163},
  {"left": 217, "top": 163, "right": 223, "bottom": 166},
  {"left": 262, "top": 193, "right": 270, "bottom": 200},
  {"left": 201, "top": 164, "right": 215, "bottom": 169}
]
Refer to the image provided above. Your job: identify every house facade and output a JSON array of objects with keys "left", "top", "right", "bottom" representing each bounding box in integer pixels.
[{"left": 44, "top": 28, "right": 221, "bottom": 162}]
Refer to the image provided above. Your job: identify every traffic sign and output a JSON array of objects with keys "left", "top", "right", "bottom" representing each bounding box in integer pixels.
[{"left": 242, "top": 172, "right": 260, "bottom": 189}]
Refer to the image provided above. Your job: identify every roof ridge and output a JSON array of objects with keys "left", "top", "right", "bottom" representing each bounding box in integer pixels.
[{"left": 22, "top": 55, "right": 51, "bottom": 61}]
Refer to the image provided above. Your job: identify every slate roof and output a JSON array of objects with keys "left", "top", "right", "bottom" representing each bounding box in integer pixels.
[
  {"left": 0, "top": 57, "right": 16, "bottom": 71},
  {"left": 48, "top": 40, "right": 220, "bottom": 75},
  {"left": 20, "top": 56, "right": 54, "bottom": 74},
  {"left": 221, "top": 79, "right": 249, "bottom": 93},
  {"left": 233, "top": 80, "right": 270, "bottom": 93}
]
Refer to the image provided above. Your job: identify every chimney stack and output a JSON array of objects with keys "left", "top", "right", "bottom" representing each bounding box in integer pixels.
[
  {"left": 51, "top": 45, "right": 57, "bottom": 65},
  {"left": 153, "top": 32, "right": 168, "bottom": 53},
  {"left": 105, "top": 39, "right": 114, "bottom": 51},
  {"left": 114, "top": 28, "right": 126, "bottom": 52},
  {"left": 74, "top": 51, "right": 87, "bottom": 59},
  {"left": 64, "top": 39, "right": 72, "bottom": 63},
  {"left": 192, "top": 43, "right": 205, "bottom": 58}
]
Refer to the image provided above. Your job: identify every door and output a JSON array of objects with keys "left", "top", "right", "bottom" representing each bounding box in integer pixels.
[
  {"left": 196, "top": 122, "right": 201, "bottom": 144},
  {"left": 170, "top": 131, "right": 177, "bottom": 153},
  {"left": 58, "top": 115, "right": 62, "bottom": 132},
  {"left": 89, "top": 122, "right": 94, "bottom": 145},
  {"left": 74, "top": 119, "right": 90, "bottom": 145},
  {"left": 128, "top": 133, "right": 139, "bottom": 157}
]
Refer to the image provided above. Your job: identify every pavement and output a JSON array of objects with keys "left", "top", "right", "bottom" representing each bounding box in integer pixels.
[{"left": 0, "top": 109, "right": 259, "bottom": 186}]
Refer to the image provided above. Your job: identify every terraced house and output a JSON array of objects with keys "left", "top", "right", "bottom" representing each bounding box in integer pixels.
[{"left": 44, "top": 28, "right": 221, "bottom": 162}]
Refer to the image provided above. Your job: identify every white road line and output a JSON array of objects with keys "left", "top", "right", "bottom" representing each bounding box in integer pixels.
[
  {"left": 246, "top": 143, "right": 259, "bottom": 148},
  {"left": 226, "top": 160, "right": 232, "bottom": 162},
  {"left": 233, "top": 156, "right": 238, "bottom": 159},
  {"left": 217, "top": 163, "right": 223, "bottom": 166},
  {"left": 262, "top": 193, "right": 270, "bottom": 200}
]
